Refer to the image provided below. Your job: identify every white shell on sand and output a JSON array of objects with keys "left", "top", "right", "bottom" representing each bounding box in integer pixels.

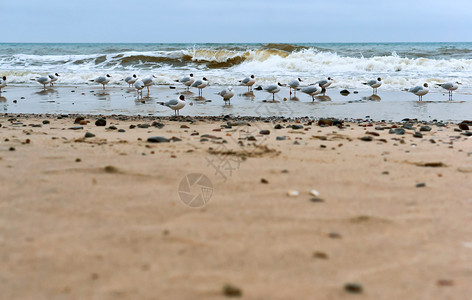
[
  {"left": 287, "top": 190, "right": 299, "bottom": 197},
  {"left": 310, "top": 190, "right": 320, "bottom": 197}
]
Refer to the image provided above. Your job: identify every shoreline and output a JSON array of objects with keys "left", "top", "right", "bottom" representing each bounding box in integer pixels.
[{"left": 1, "top": 85, "right": 472, "bottom": 122}]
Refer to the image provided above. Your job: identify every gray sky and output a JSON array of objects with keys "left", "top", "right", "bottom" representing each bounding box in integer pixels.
[{"left": 2, "top": 0, "right": 472, "bottom": 43}]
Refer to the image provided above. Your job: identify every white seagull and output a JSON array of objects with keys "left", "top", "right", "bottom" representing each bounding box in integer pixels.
[
  {"left": 301, "top": 84, "right": 323, "bottom": 102},
  {"left": 125, "top": 74, "right": 137, "bottom": 87},
  {"left": 239, "top": 75, "right": 256, "bottom": 91},
  {"left": 408, "top": 83, "right": 429, "bottom": 101},
  {"left": 35, "top": 76, "right": 52, "bottom": 90},
  {"left": 134, "top": 80, "right": 145, "bottom": 99},
  {"left": 264, "top": 82, "right": 283, "bottom": 101},
  {"left": 175, "top": 73, "right": 195, "bottom": 91},
  {"left": 436, "top": 81, "right": 461, "bottom": 100},
  {"left": 92, "top": 74, "right": 112, "bottom": 89},
  {"left": 287, "top": 78, "right": 303, "bottom": 96},
  {"left": 314, "top": 77, "right": 333, "bottom": 96},
  {"left": 363, "top": 77, "right": 382, "bottom": 95},
  {"left": 218, "top": 86, "right": 235, "bottom": 104},
  {"left": 48, "top": 73, "right": 60, "bottom": 86},
  {"left": 142, "top": 75, "right": 156, "bottom": 95},
  {"left": 191, "top": 77, "right": 209, "bottom": 96},
  {"left": 162, "top": 95, "right": 186, "bottom": 116},
  {"left": 0, "top": 76, "right": 6, "bottom": 94}
]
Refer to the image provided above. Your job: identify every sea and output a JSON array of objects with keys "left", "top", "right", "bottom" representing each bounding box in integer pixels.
[{"left": 1, "top": 42, "right": 472, "bottom": 89}]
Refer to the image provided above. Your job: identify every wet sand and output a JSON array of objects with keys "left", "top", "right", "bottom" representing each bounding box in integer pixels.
[
  {"left": 1, "top": 84, "right": 472, "bottom": 121},
  {"left": 1, "top": 114, "right": 472, "bottom": 299}
]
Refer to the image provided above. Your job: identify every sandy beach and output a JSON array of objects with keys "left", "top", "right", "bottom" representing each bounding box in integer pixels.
[{"left": 1, "top": 113, "right": 472, "bottom": 299}]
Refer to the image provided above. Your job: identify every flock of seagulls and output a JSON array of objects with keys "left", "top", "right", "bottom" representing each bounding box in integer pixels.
[{"left": 0, "top": 74, "right": 464, "bottom": 115}]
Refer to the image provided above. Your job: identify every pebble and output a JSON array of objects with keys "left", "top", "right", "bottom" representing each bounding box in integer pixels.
[
  {"left": 328, "top": 232, "right": 342, "bottom": 239},
  {"left": 85, "top": 132, "right": 95, "bottom": 138},
  {"left": 313, "top": 251, "right": 329, "bottom": 259},
  {"left": 340, "top": 89, "right": 350, "bottom": 96},
  {"left": 420, "top": 125, "right": 432, "bottom": 132},
  {"left": 459, "top": 123, "right": 470, "bottom": 131},
  {"left": 118, "top": 129, "right": 125, "bottom": 133},
  {"left": 287, "top": 190, "right": 299, "bottom": 197},
  {"left": 310, "top": 189, "right": 320, "bottom": 197},
  {"left": 389, "top": 128, "right": 405, "bottom": 135},
  {"left": 416, "top": 182, "right": 426, "bottom": 188},
  {"left": 291, "top": 125, "right": 304, "bottom": 130},
  {"left": 9, "top": 147, "right": 15, "bottom": 151},
  {"left": 274, "top": 124, "right": 283, "bottom": 129},
  {"left": 108, "top": 126, "right": 117, "bottom": 130},
  {"left": 360, "top": 136, "right": 373, "bottom": 141},
  {"left": 138, "top": 124, "right": 150, "bottom": 128},
  {"left": 344, "top": 283, "right": 363, "bottom": 294},
  {"left": 366, "top": 131, "right": 380, "bottom": 136},
  {"left": 42, "top": 120, "right": 50, "bottom": 125},
  {"left": 152, "top": 121, "right": 165, "bottom": 128},
  {"left": 69, "top": 126, "right": 83, "bottom": 130},
  {"left": 222, "top": 284, "right": 242, "bottom": 297},
  {"left": 147, "top": 136, "right": 170, "bottom": 143},
  {"left": 259, "top": 129, "right": 270, "bottom": 135},
  {"left": 95, "top": 118, "right": 106, "bottom": 126},
  {"left": 276, "top": 136, "right": 286, "bottom": 141},
  {"left": 129, "top": 124, "right": 136, "bottom": 129},
  {"left": 260, "top": 178, "right": 269, "bottom": 184},
  {"left": 74, "top": 116, "right": 85, "bottom": 124},
  {"left": 413, "top": 132, "right": 423, "bottom": 138},
  {"left": 75, "top": 158, "right": 81, "bottom": 163},
  {"left": 310, "top": 197, "right": 324, "bottom": 203}
]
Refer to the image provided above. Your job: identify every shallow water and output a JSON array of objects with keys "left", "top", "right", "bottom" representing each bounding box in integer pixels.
[{"left": 1, "top": 84, "right": 471, "bottom": 122}]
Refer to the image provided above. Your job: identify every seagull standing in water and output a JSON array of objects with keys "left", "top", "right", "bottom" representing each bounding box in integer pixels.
[
  {"left": 301, "top": 84, "right": 323, "bottom": 102},
  {"left": 264, "top": 82, "right": 282, "bottom": 101},
  {"left": 161, "top": 95, "right": 186, "bottom": 116},
  {"left": 218, "top": 86, "right": 235, "bottom": 104},
  {"left": 408, "top": 83, "right": 429, "bottom": 101},
  {"left": 134, "top": 80, "right": 145, "bottom": 99},
  {"left": 48, "top": 73, "right": 60, "bottom": 86},
  {"left": 92, "top": 74, "right": 112, "bottom": 90},
  {"left": 176, "top": 73, "right": 195, "bottom": 91},
  {"left": 239, "top": 75, "right": 256, "bottom": 91},
  {"left": 125, "top": 74, "right": 137, "bottom": 87},
  {"left": 191, "top": 77, "right": 209, "bottom": 96},
  {"left": 314, "top": 77, "right": 333, "bottom": 96},
  {"left": 436, "top": 81, "right": 461, "bottom": 100},
  {"left": 0, "top": 76, "right": 6, "bottom": 94},
  {"left": 363, "top": 77, "right": 382, "bottom": 94},
  {"left": 35, "top": 76, "right": 52, "bottom": 90},
  {"left": 287, "top": 78, "right": 303, "bottom": 97},
  {"left": 142, "top": 75, "right": 156, "bottom": 96}
]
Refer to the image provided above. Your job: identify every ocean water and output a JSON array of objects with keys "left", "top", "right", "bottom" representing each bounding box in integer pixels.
[{"left": 1, "top": 42, "right": 472, "bottom": 90}]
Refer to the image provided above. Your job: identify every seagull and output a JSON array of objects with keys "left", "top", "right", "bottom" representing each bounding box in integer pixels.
[
  {"left": 161, "top": 95, "right": 186, "bottom": 116},
  {"left": 175, "top": 73, "right": 195, "bottom": 91},
  {"left": 314, "top": 77, "right": 333, "bottom": 96},
  {"left": 35, "top": 76, "right": 52, "bottom": 90},
  {"left": 48, "top": 73, "right": 60, "bottom": 86},
  {"left": 218, "top": 86, "right": 235, "bottom": 104},
  {"left": 408, "top": 83, "right": 429, "bottom": 101},
  {"left": 436, "top": 81, "right": 461, "bottom": 100},
  {"left": 92, "top": 74, "right": 112, "bottom": 89},
  {"left": 134, "top": 80, "right": 145, "bottom": 99},
  {"left": 191, "top": 77, "right": 209, "bottom": 96},
  {"left": 363, "top": 77, "right": 382, "bottom": 95},
  {"left": 0, "top": 76, "right": 6, "bottom": 94},
  {"left": 264, "top": 82, "right": 283, "bottom": 101},
  {"left": 124, "top": 74, "right": 137, "bottom": 87},
  {"left": 301, "top": 84, "right": 323, "bottom": 102},
  {"left": 142, "top": 75, "right": 156, "bottom": 96},
  {"left": 239, "top": 75, "right": 256, "bottom": 91},
  {"left": 287, "top": 78, "right": 303, "bottom": 97}
]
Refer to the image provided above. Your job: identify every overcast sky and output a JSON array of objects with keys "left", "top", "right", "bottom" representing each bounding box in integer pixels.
[{"left": 2, "top": 0, "right": 471, "bottom": 43}]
